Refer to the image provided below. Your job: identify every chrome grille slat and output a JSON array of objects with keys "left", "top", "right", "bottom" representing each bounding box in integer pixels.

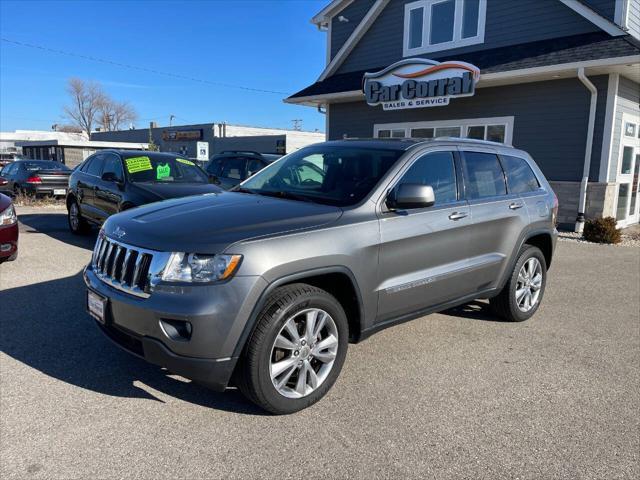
[
  {"left": 91, "top": 235, "right": 161, "bottom": 299},
  {"left": 120, "top": 249, "right": 132, "bottom": 284},
  {"left": 131, "top": 254, "right": 144, "bottom": 288}
]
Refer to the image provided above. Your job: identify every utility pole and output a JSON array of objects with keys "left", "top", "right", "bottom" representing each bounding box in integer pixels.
[
  {"left": 169, "top": 114, "right": 175, "bottom": 127},
  {"left": 292, "top": 119, "right": 303, "bottom": 131}
]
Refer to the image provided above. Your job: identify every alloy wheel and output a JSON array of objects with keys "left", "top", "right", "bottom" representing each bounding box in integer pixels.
[
  {"left": 515, "top": 257, "right": 543, "bottom": 312},
  {"left": 69, "top": 203, "right": 80, "bottom": 231},
  {"left": 269, "top": 308, "right": 339, "bottom": 399}
]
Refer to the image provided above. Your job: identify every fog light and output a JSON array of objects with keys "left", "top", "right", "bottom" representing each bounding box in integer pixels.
[{"left": 159, "top": 319, "right": 192, "bottom": 341}]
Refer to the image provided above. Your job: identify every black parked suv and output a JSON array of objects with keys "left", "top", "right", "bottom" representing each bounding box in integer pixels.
[
  {"left": 67, "top": 150, "right": 221, "bottom": 234},
  {"left": 206, "top": 151, "right": 281, "bottom": 189}
]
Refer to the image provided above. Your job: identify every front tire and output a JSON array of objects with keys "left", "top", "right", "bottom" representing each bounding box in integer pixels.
[
  {"left": 68, "top": 200, "right": 90, "bottom": 235},
  {"left": 490, "top": 245, "right": 547, "bottom": 322},
  {"left": 238, "top": 283, "right": 349, "bottom": 414}
]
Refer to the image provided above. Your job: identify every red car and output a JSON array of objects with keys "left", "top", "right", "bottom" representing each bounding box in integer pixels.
[{"left": 0, "top": 193, "right": 18, "bottom": 263}]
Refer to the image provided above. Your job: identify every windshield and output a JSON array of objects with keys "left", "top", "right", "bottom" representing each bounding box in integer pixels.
[
  {"left": 23, "top": 161, "right": 69, "bottom": 171},
  {"left": 239, "top": 145, "right": 404, "bottom": 206},
  {"left": 123, "top": 155, "right": 209, "bottom": 184}
]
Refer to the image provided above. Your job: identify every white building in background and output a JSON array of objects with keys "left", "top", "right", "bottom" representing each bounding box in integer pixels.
[{"left": 0, "top": 130, "right": 88, "bottom": 155}]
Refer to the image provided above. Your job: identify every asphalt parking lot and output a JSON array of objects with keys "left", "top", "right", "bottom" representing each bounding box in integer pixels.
[{"left": 1, "top": 206, "right": 639, "bottom": 479}]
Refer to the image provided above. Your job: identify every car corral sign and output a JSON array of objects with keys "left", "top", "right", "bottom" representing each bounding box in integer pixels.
[{"left": 363, "top": 58, "right": 480, "bottom": 111}]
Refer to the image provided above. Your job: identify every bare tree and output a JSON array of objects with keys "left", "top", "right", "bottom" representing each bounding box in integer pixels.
[
  {"left": 63, "top": 78, "right": 106, "bottom": 137},
  {"left": 97, "top": 98, "right": 137, "bottom": 131}
]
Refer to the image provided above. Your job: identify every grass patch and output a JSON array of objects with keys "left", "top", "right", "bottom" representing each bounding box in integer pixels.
[{"left": 11, "top": 193, "right": 66, "bottom": 208}]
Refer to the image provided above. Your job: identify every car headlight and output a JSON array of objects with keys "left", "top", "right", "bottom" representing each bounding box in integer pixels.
[
  {"left": 0, "top": 204, "right": 17, "bottom": 226},
  {"left": 162, "top": 253, "right": 242, "bottom": 283}
]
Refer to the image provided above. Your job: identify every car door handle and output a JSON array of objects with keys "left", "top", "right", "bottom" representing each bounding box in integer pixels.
[
  {"left": 509, "top": 202, "right": 524, "bottom": 210},
  {"left": 448, "top": 212, "right": 468, "bottom": 221}
]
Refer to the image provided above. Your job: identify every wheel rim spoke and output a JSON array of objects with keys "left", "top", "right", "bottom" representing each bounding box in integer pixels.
[
  {"left": 275, "top": 364, "right": 297, "bottom": 389},
  {"left": 304, "top": 310, "right": 318, "bottom": 343},
  {"left": 283, "top": 318, "right": 301, "bottom": 344},
  {"left": 270, "top": 356, "right": 298, "bottom": 379},
  {"left": 295, "top": 361, "right": 309, "bottom": 395},
  {"left": 274, "top": 334, "right": 296, "bottom": 350}
]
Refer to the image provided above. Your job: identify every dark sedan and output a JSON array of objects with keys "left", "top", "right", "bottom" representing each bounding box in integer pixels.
[
  {"left": 0, "top": 160, "right": 71, "bottom": 198},
  {"left": 66, "top": 150, "right": 222, "bottom": 234},
  {"left": 0, "top": 193, "right": 18, "bottom": 263}
]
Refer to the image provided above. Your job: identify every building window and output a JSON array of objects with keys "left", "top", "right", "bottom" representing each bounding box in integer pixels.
[
  {"left": 404, "top": 0, "right": 486, "bottom": 56},
  {"left": 374, "top": 117, "right": 514, "bottom": 144}
]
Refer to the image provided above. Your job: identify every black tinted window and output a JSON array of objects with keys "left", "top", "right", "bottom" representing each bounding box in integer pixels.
[
  {"left": 86, "top": 155, "right": 104, "bottom": 176},
  {"left": 102, "top": 154, "right": 124, "bottom": 181},
  {"left": 246, "top": 159, "right": 265, "bottom": 177},
  {"left": 398, "top": 151, "right": 457, "bottom": 205},
  {"left": 462, "top": 152, "right": 507, "bottom": 199},
  {"left": 22, "top": 161, "right": 69, "bottom": 171},
  {"left": 207, "top": 159, "right": 223, "bottom": 176},
  {"left": 221, "top": 158, "right": 245, "bottom": 180},
  {"left": 501, "top": 155, "right": 540, "bottom": 194}
]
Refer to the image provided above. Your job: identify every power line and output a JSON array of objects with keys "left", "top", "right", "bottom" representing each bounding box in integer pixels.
[{"left": 0, "top": 37, "right": 289, "bottom": 95}]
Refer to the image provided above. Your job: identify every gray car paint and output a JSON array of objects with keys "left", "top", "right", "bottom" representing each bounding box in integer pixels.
[{"left": 90, "top": 139, "right": 557, "bottom": 389}]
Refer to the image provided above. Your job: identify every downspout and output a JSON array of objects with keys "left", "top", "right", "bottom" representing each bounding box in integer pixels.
[{"left": 575, "top": 67, "right": 598, "bottom": 233}]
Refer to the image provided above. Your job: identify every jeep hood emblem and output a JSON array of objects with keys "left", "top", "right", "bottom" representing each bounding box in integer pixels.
[{"left": 113, "top": 226, "right": 126, "bottom": 239}]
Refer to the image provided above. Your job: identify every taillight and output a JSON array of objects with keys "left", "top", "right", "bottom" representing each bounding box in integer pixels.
[
  {"left": 26, "top": 175, "right": 42, "bottom": 184},
  {"left": 552, "top": 192, "right": 559, "bottom": 227}
]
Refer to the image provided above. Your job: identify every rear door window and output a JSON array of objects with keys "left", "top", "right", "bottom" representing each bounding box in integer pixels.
[
  {"left": 461, "top": 151, "right": 507, "bottom": 200},
  {"left": 397, "top": 151, "right": 458, "bottom": 205},
  {"left": 501, "top": 155, "right": 540, "bottom": 194}
]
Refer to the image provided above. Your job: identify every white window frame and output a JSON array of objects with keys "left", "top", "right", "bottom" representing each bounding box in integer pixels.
[
  {"left": 403, "top": 0, "right": 487, "bottom": 57},
  {"left": 374, "top": 116, "right": 514, "bottom": 145}
]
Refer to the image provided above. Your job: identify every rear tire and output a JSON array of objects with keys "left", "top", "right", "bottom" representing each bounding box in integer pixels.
[
  {"left": 237, "top": 283, "right": 349, "bottom": 414},
  {"left": 68, "top": 200, "right": 90, "bottom": 235},
  {"left": 490, "top": 245, "right": 547, "bottom": 322}
]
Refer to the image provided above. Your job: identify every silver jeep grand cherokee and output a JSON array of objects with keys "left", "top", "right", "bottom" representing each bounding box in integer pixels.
[{"left": 84, "top": 139, "right": 558, "bottom": 414}]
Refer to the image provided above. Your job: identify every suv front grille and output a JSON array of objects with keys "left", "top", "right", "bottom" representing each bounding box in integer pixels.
[{"left": 92, "top": 235, "right": 156, "bottom": 298}]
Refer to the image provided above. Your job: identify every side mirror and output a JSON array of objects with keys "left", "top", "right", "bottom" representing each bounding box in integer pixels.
[
  {"left": 389, "top": 184, "right": 435, "bottom": 210},
  {"left": 101, "top": 172, "right": 122, "bottom": 183}
]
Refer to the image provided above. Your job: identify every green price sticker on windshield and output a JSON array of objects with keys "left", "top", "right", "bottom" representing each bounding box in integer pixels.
[
  {"left": 156, "top": 163, "right": 171, "bottom": 180},
  {"left": 177, "top": 158, "right": 195, "bottom": 166},
  {"left": 125, "top": 156, "right": 152, "bottom": 174}
]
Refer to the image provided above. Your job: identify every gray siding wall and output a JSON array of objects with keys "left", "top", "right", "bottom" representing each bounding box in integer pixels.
[
  {"left": 336, "top": 0, "right": 599, "bottom": 74},
  {"left": 580, "top": 0, "right": 617, "bottom": 20},
  {"left": 330, "top": 0, "right": 377, "bottom": 59},
  {"left": 609, "top": 76, "right": 640, "bottom": 181},
  {"left": 329, "top": 76, "right": 610, "bottom": 182},
  {"left": 627, "top": 0, "right": 640, "bottom": 38}
]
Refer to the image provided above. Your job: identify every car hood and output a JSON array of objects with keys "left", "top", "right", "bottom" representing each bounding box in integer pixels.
[
  {"left": 130, "top": 182, "right": 222, "bottom": 201},
  {"left": 102, "top": 192, "right": 343, "bottom": 254}
]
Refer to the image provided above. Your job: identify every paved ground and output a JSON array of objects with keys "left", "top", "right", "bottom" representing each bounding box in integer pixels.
[{"left": 1, "top": 207, "right": 639, "bottom": 479}]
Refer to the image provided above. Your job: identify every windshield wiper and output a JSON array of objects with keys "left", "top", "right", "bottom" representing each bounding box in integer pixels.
[
  {"left": 231, "top": 186, "right": 258, "bottom": 194},
  {"left": 254, "top": 190, "right": 316, "bottom": 203}
]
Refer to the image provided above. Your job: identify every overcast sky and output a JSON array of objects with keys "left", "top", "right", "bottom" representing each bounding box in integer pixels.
[{"left": 0, "top": 0, "right": 328, "bottom": 133}]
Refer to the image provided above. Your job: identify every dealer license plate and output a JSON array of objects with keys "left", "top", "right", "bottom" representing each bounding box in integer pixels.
[
  {"left": 87, "top": 290, "right": 107, "bottom": 324},
  {"left": 53, "top": 189, "right": 66, "bottom": 196}
]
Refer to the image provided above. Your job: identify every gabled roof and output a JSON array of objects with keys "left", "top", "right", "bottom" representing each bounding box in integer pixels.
[
  {"left": 559, "top": 0, "right": 626, "bottom": 36},
  {"left": 311, "top": 0, "right": 628, "bottom": 85},
  {"left": 287, "top": 32, "right": 640, "bottom": 102}
]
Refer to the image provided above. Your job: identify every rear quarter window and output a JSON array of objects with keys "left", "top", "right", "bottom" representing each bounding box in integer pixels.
[
  {"left": 461, "top": 151, "right": 507, "bottom": 199},
  {"left": 501, "top": 155, "right": 540, "bottom": 194}
]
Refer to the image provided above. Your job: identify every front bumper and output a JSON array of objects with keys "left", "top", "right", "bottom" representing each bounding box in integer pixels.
[{"left": 83, "top": 265, "right": 267, "bottom": 391}]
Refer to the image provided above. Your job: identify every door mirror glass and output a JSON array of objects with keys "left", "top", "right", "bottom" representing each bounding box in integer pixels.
[{"left": 392, "top": 184, "right": 435, "bottom": 209}]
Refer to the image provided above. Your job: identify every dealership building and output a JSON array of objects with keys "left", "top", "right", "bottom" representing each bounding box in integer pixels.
[{"left": 287, "top": 0, "right": 640, "bottom": 227}]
